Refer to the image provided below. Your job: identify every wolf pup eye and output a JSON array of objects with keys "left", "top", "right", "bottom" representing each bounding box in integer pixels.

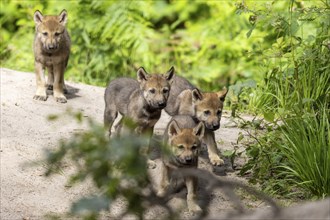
[
  {"left": 217, "top": 110, "right": 222, "bottom": 116},
  {"left": 149, "top": 88, "right": 156, "bottom": 94},
  {"left": 177, "top": 145, "right": 184, "bottom": 150},
  {"left": 54, "top": 32, "right": 61, "bottom": 36},
  {"left": 204, "top": 110, "right": 210, "bottom": 116},
  {"left": 42, "top": 32, "right": 48, "bottom": 36},
  {"left": 191, "top": 144, "right": 198, "bottom": 150},
  {"left": 163, "top": 88, "right": 169, "bottom": 94}
]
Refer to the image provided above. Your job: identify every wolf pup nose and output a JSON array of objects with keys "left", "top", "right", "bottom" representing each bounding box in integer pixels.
[
  {"left": 47, "top": 44, "right": 56, "bottom": 50},
  {"left": 184, "top": 156, "right": 193, "bottom": 164},
  {"left": 210, "top": 121, "right": 220, "bottom": 130},
  {"left": 158, "top": 101, "right": 166, "bottom": 108},
  {"left": 33, "top": 9, "right": 71, "bottom": 103}
]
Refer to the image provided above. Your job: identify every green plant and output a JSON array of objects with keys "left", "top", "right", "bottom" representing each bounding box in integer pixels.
[
  {"left": 1, "top": 0, "right": 273, "bottom": 90},
  {"left": 45, "top": 113, "right": 171, "bottom": 219},
  {"left": 227, "top": 79, "right": 256, "bottom": 117},
  {"left": 237, "top": 117, "right": 291, "bottom": 197},
  {"left": 236, "top": 0, "right": 330, "bottom": 199},
  {"left": 246, "top": 0, "right": 330, "bottom": 116},
  {"left": 279, "top": 105, "right": 330, "bottom": 198},
  {"left": 44, "top": 113, "right": 282, "bottom": 219},
  {"left": 239, "top": 104, "right": 330, "bottom": 198}
]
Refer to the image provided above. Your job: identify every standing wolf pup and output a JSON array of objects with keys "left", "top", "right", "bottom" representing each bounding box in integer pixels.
[
  {"left": 104, "top": 67, "right": 175, "bottom": 136},
  {"left": 33, "top": 10, "right": 71, "bottom": 103},
  {"left": 165, "top": 76, "right": 228, "bottom": 166},
  {"left": 159, "top": 115, "right": 205, "bottom": 213}
]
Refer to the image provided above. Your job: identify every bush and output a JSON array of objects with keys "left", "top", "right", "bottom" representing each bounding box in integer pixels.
[
  {"left": 279, "top": 106, "right": 330, "bottom": 198},
  {"left": 45, "top": 113, "right": 157, "bottom": 219},
  {"left": 239, "top": 0, "right": 330, "bottom": 199},
  {"left": 1, "top": 0, "right": 273, "bottom": 89}
]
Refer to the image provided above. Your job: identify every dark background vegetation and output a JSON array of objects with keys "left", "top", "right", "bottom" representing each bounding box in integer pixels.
[{"left": 1, "top": 0, "right": 329, "bottom": 218}]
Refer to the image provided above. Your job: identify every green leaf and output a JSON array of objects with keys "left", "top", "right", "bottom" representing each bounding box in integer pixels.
[
  {"left": 263, "top": 111, "right": 275, "bottom": 122},
  {"left": 47, "top": 114, "right": 59, "bottom": 121},
  {"left": 240, "top": 162, "right": 253, "bottom": 175},
  {"left": 246, "top": 26, "right": 255, "bottom": 38},
  {"left": 237, "top": 132, "right": 244, "bottom": 143},
  {"left": 223, "top": 150, "right": 235, "bottom": 157},
  {"left": 71, "top": 195, "right": 110, "bottom": 215},
  {"left": 302, "top": 98, "right": 314, "bottom": 104},
  {"left": 241, "top": 79, "right": 257, "bottom": 88}
]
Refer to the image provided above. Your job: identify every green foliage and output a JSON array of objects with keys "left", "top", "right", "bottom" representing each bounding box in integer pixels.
[
  {"left": 237, "top": 118, "right": 289, "bottom": 196},
  {"left": 2, "top": 0, "right": 329, "bottom": 202},
  {"left": 44, "top": 113, "right": 280, "bottom": 218},
  {"left": 1, "top": 0, "right": 270, "bottom": 88},
  {"left": 246, "top": 0, "right": 330, "bottom": 115},
  {"left": 237, "top": 0, "right": 330, "bottom": 199},
  {"left": 45, "top": 114, "right": 156, "bottom": 219},
  {"left": 0, "top": 0, "right": 36, "bottom": 70},
  {"left": 239, "top": 104, "right": 330, "bottom": 198},
  {"left": 227, "top": 79, "right": 256, "bottom": 117},
  {"left": 279, "top": 106, "right": 330, "bottom": 198}
]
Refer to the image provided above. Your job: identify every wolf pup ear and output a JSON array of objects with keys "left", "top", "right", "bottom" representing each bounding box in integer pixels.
[
  {"left": 194, "top": 122, "right": 205, "bottom": 140},
  {"left": 137, "top": 67, "right": 149, "bottom": 82},
  {"left": 168, "top": 120, "right": 181, "bottom": 137},
  {"left": 217, "top": 87, "right": 228, "bottom": 102},
  {"left": 58, "top": 9, "right": 68, "bottom": 25},
  {"left": 34, "top": 10, "right": 43, "bottom": 25},
  {"left": 192, "top": 88, "right": 203, "bottom": 102},
  {"left": 165, "top": 66, "right": 175, "bottom": 83}
]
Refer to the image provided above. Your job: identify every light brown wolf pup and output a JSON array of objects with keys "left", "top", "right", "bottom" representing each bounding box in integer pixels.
[
  {"left": 33, "top": 10, "right": 71, "bottom": 103},
  {"left": 159, "top": 115, "right": 205, "bottom": 213},
  {"left": 165, "top": 76, "right": 228, "bottom": 166},
  {"left": 104, "top": 67, "right": 175, "bottom": 136}
]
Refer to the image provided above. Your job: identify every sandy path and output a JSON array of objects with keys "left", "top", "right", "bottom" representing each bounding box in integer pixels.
[{"left": 0, "top": 68, "right": 259, "bottom": 219}]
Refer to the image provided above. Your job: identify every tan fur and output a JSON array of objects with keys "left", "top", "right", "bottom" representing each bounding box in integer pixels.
[
  {"left": 159, "top": 115, "right": 205, "bottom": 213},
  {"left": 33, "top": 10, "right": 71, "bottom": 103},
  {"left": 166, "top": 86, "right": 228, "bottom": 166}
]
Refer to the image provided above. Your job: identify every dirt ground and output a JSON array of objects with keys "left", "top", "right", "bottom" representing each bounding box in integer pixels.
[{"left": 1, "top": 68, "right": 268, "bottom": 219}]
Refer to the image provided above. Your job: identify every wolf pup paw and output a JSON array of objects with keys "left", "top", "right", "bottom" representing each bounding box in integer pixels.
[
  {"left": 55, "top": 96, "right": 67, "bottom": 103},
  {"left": 188, "top": 201, "right": 202, "bottom": 214},
  {"left": 210, "top": 155, "right": 224, "bottom": 166},
  {"left": 33, "top": 95, "right": 48, "bottom": 101},
  {"left": 147, "top": 159, "right": 157, "bottom": 169}
]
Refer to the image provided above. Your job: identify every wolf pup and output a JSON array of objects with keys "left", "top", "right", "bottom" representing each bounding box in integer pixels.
[
  {"left": 33, "top": 9, "right": 71, "bottom": 103},
  {"left": 165, "top": 76, "right": 228, "bottom": 166},
  {"left": 159, "top": 115, "right": 205, "bottom": 213},
  {"left": 104, "top": 67, "right": 175, "bottom": 136}
]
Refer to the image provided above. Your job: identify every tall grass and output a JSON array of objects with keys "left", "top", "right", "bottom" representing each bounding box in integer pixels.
[
  {"left": 239, "top": 1, "right": 330, "bottom": 198},
  {"left": 279, "top": 106, "right": 330, "bottom": 198}
]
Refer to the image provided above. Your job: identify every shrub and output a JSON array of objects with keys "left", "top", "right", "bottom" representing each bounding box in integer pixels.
[
  {"left": 1, "top": 0, "right": 272, "bottom": 89},
  {"left": 239, "top": 0, "right": 330, "bottom": 198},
  {"left": 279, "top": 106, "right": 330, "bottom": 198}
]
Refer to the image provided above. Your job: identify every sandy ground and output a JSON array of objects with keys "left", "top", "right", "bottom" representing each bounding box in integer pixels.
[{"left": 1, "top": 68, "right": 265, "bottom": 219}]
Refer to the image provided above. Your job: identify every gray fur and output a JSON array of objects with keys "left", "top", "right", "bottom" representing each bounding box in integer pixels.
[
  {"left": 164, "top": 75, "right": 196, "bottom": 115},
  {"left": 104, "top": 67, "right": 174, "bottom": 136}
]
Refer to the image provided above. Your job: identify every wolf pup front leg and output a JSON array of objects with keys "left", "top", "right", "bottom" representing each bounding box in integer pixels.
[{"left": 33, "top": 10, "right": 71, "bottom": 103}]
